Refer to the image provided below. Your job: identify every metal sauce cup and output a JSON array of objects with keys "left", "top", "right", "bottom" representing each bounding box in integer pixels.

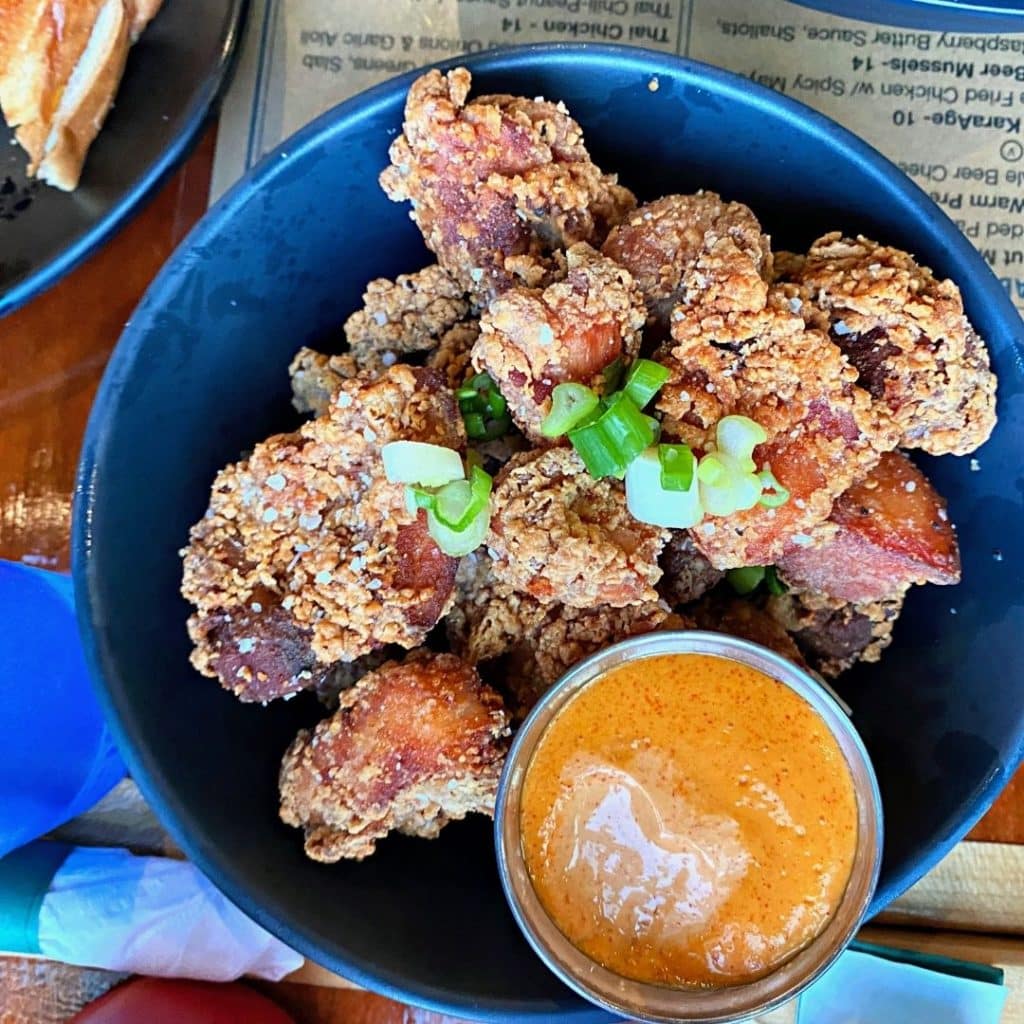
[{"left": 494, "top": 631, "right": 884, "bottom": 1023}]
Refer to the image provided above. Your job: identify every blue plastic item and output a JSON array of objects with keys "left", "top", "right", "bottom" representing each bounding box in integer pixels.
[
  {"left": 0, "top": 562, "right": 125, "bottom": 858},
  {"left": 73, "top": 45, "right": 1024, "bottom": 1022},
  {"left": 788, "top": 0, "right": 1024, "bottom": 32}
]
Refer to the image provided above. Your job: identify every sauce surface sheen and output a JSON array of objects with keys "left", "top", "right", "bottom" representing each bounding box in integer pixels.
[{"left": 519, "top": 652, "right": 858, "bottom": 987}]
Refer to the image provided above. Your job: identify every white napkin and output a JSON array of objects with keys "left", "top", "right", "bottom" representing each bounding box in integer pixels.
[
  {"left": 799, "top": 948, "right": 1006, "bottom": 1024},
  {"left": 37, "top": 847, "right": 302, "bottom": 982}
]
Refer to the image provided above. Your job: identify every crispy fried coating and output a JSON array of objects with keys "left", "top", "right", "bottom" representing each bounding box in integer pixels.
[
  {"left": 425, "top": 320, "right": 481, "bottom": 389},
  {"left": 689, "top": 593, "right": 808, "bottom": 669},
  {"left": 380, "top": 67, "right": 635, "bottom": 299},
  {"left": 487, "top": 447, "right": 668, "bottom": 607},
  {"left": 182, "top": 366, "right": 463, "bottom": 699},
  {"left": 446, "top": 551, "right": 673, "bottom": 716},
  {"left": 659, "top": 288, "right": 884, "bottom": 568},
  {"left": 657, "top": 531, "right": 725, "bottom": 607},
  {"left": 344, "top": 264, "right": 470, "bottom": 365},
  {"left": 783, "top": 233, "right": 996, "bottom": 456},
  {"left": 289, "top": 347, "right": 359, "bottom": 416},
  {"left": 776, "top": 450, "right": 959, "bottom": 603},
  {"left": 601, "top": 192, "right": 771, "bottom": 337},
  {"left": 279, "top": 652, "right": 510, "bottom": 861},
  {"left": 473, "top": 243, "right": 645, "bottom": 440},
  {"left": 765, "top": 589, "right": 904, "bottom": 679}
]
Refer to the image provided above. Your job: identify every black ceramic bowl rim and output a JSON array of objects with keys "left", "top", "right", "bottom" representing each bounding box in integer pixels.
[
  {"left": 0, "top": 0, "right": 249, "bottom": 318},
  {"left": 73, "top": 43, "right": 1024, "bottom": 1020},
  {"left": 789, "top": 0, "right": 1024, "bottom": 30}
]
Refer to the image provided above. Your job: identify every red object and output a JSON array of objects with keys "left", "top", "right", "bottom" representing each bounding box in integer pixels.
[{"left": 71, "top": 978, "right": 296, "bottom": 1024}]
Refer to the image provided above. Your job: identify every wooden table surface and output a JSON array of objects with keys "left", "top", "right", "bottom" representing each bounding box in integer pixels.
[{"left": 1, "top": 130, "right": 1023, "bottom": 1023}]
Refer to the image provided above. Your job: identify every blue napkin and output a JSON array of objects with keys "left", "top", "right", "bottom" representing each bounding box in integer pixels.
[{"left": 799, "top": 946, "right": 1006, "bottom": 1023}]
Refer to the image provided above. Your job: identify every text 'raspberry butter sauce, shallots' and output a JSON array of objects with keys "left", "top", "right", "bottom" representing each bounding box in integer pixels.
[{"left": 519, "top": 653, "right": 857, "bottom": 988}]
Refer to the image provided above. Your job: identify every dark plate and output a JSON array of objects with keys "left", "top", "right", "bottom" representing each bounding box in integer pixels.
[
  {"left": 73, "top": 44, "right": 1024, "bottom": 1022},
  {"left": 0, "top": 0, "right": 248, "bottom": 318},
  {"left": 788, "top": 0, "right": 1024, "bottom": 30}
]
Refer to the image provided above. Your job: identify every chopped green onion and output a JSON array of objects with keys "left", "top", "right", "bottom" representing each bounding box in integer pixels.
[
  {"left": 382, "top": 441, "right": 465, "bottom": 487},
  {"left": 541, "top": 383, "right": 600, "bottom": 438},
  {"left": 658, "top": 443, "right": 695, "bottom": 492},
  {"left": 463, "top": 412, "right": 486, "bottom": 438},
  {"left": 602, "top": 357, "right": 625, "bottom": 395},
  {"left": 568, "top": 392, "right": 656, "bottom": 479},
  {"left": 698, "top": 452, "right": 762, "bottom": 516},
  {"left": 758, "top": 467, "right": 791, "bottom": 508},
  {"left": 404, "top": 486, "right": 437, "bottom": 515},
  {"left": 764, "top": 566, "right": 787, "bottom": 595},
  {"left": 697, "top": 453, "right": 728, "bottom": 486},
  {"left": 727, "top": 566, "right": 766, "bottom": 596},
  {"left": 433, "top": 466, "right": 492, "bottom": 531},
  {"left": 486, "top": 390, "right": 507, "bottom": 418},
  {"left": 716, "top": 415, "right": 768, "bottom": 471},
  {"left": 426, "top": 504, "right": 490, "bottom": 557},
  {"left": 643, "top": 414, "right": 662, "bottom": 445},
  {"left": 456, "top": 385, "right": 481, "bottom": 402},
  {"left": 625, "top": 446, "right": 703, "bottom": 528},
  {"left": 623, "top": 359, "right": 671, "bottom": 410}
]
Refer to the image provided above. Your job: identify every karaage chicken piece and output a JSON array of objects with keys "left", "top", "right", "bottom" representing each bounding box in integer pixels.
[
  {"left": 446, "top": 551, "right": 672, "bottom": 716},
  {"left": 766, "top": 588, "right": 904, "bottom": 679},
  {"left": 782, "top": 233, "right": 996, "bottom": 456},
  {"left": 659, "top": 289, "right": 884, "bottom": 568},
  {"left": 425, "top": 320, "right": 480, "bottom": 389},
  {"left": 279, "top": 652, "right": 510, "bottom": 862},
  {"left": 688, "top": 593, "right": 808, "bottom": 669},
  {"left": 473, "top": 243, "right": 645, "bottom": 440},
  {"left": 289, "top": 347, "right": 359, "bottom": 416},
  {"left": 487, "top": 447, "right": 668, "bottom": 607},
  {"left": 344, "top": 263, "right": 469, "bottom": 367},
  {"left": 380, "top": 67, "right": 635, "bottom": 299},
  {"left": 182, "top": 366, "right": 463, "bottom": 700},
  {"left": 657, "top": 531, "right": 724, "bottom": 607},
  {"left": 601, "top": 192, "right": 771, "bottom": 337},
  {"left": 776, "top": 450, "right": 959, "bottom": 604}
]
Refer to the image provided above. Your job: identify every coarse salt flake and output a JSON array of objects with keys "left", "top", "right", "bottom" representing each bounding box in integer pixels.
[
  {"left": 299, "top": 513, "right": 322, "bottom": 530},
  {"left": 469, "top": 268, "right": 484, "bottom": 282},
  {"left": 265, "top": 473, "right": 286, "bottom": 491},
  {"left": 262, "top": 508, "right": 278, "bottom": 523},
  {"left": 970, "top": 458, "right": 981, "bottom": 472},
  {"left": 372, "top": 311, "right": 388, "bottom": 326},
  {"left": 904, "top": 480, "right": 917, "bottom": 493},
  {"left": 237, "top": 638, "right": 256, "bottom": 654},
  {"left": 792, "top": 533, "right": 814, "bottom": 547},
  {"left": 833, "top": 320, "right": 851, "bottom": 336},
  {"left": 251, "top": 602, "right": 262, "bottom": 613},
  {"left": 336, "top": 392, "right": 353, "bottom": 408},
  {"left": 314, "top": 570, "right": 333, "bottom": 585},
  {"left": 381, "top": 351, "right": 398, "bottom": 367},
  {"left": 363, "top": 427, "right": 377, "bottom": 443},
  {"left": 788, "top": 297, "right": 803, "bottom": 313}
]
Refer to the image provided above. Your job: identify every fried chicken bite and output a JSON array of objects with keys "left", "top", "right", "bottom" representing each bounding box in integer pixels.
[
  {"left": 344, "top": 263, "right": 470, "bottom": 367},
  {"left": 775, "top": 450, "right": 959, "bottom": 604},
  {"left": 446, "top": 551, "right": 674, "bottom": 717},
  {"left": 425, "top": 320, "right": 480, "bottom": 390},
  {"left": 765, "top": 588, "right": 903, "bottom": 679},
  {"left": 782, "top": 233, "right": 997, "bottom": 456},
  {"left": 657, "top": 531, "right": 724, "bottom": 608},
  {"left": 182, "top": 366, "right": 463, "bottom": 700},
  {"left": 279, "top": 652, "right": 510, "bottom": 862},
  {"left": 380, "top": 67, "right": 635, "bottom": 299},
  {"left": 601, "top": 192, "right": 771, "bottom": 338},
  {"left": 289, "top": 347, "right": 359, "bottom": 416},
  {"left": 658, "top": 289, "right": 884, "bottom": 568},
  {"left": 688, "top": 593, "right": 808, "bottom": 670},
  {"left": 487, "top": 447, "right": 668, "bottom": 608},
  {"left": 473, "top": 243, "right": 645, "bottom": 441}
]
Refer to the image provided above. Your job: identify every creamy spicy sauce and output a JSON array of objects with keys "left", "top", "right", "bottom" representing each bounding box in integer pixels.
[{"left": 519, "top": 653, "right": 858, "bottom": 988}]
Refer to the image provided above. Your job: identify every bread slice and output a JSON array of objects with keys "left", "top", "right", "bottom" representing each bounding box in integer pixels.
[
  {"left": 0, "top": 0, "right": 163, "bottom": 191},
  {"left": 37, "top": 0, "right": 131, "bottom": 190}
]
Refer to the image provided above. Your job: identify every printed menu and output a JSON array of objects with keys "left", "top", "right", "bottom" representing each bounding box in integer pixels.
[{"left": 211, "top": 0, "right": 1024, "bottom": 313}]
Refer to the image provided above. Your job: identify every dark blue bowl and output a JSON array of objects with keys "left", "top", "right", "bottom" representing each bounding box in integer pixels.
[
  {"left": 789, "top": 0, "right": 1024, "bottom": 31},
  {"left": 73, "top": 44, "right": 1024, "bottom": 1022}
]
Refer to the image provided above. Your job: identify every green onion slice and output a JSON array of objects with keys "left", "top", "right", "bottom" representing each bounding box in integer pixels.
[
  {"left": 623, "top": 359, "right": 671, "bottom": 410},
  {"left": 568, "top": 392, "right": 656, "bottom": 479},
  {"left": 764, "top": 566, "right": 787, "bottom": 595},
  {"left": 716, "top": 415, "right": 768, "bottom": 469},
  {"left": 458, "top": 372, "right": 512, "bottom": 441},
  {"left": 426, "top": 504, "right": 490, "bottom": 557},
  {"left": 602, "top": 357, "right": 626, "bottom": 395},
  {"left": 625, "top": 446, "right": 704, "bottom": 528},
  {"left": 727, "top": 566, "right": 766, "bottom": 595},
  {"left": 433, "top": 466, "right": 493, "bottom": 532},
  {"left": 463, "top": 412, "right": 486, "bottom": 439},
  {"left": 404, "top": 486, "right": 437, "bottom": 515},
  {"left": 382, "top": 441, "right": 465, "bottom": 487},
  {"left": 658, "top": 443, "right": 695, "bottom": 492},
  {"left": 758, "top": 467, "right": 791, "bottom": 508},
  {"left": 541, "top": 383, "right": 600, "bottom": 438}
]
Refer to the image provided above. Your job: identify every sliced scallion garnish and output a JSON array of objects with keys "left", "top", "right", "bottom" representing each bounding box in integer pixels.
[
  {"left": 727, "top": 566, "right": 766, "bottom": 595},
  {"left": 568, "top": 392, "right": 656, "bottom": 479},
  {"left": 433, "top": 466, "right": 492, "bottom": 532},
  {"left": 623, "top": 358, "right": 671, "bottom": 410},
  {"left": 625, "top": 446, "right": 703, "bottom": 528},
  {"left": 382, "top": 441, "right": 465, "bottom": 487},
  {"left": 541, "top": 382, "right": 600, "bottom": 438},
  {"left": 458, "top": 372, "right": 512, "bottom": 440},
  {"left": 602, "top": 357, "right": 625, "bottom": 395},
  {"left": 758, "top": 468, "right": 791, "bottom": 508},
  {"left": 658, "top": 443, "right": 695, "bottom": 492},
  {"left": 764, "top": 566, "right": 787, "bottom": 595}
]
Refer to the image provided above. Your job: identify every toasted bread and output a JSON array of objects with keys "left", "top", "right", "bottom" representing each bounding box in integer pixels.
[{"left": 0, "top": 0, "right": 164, "bottom": 191}]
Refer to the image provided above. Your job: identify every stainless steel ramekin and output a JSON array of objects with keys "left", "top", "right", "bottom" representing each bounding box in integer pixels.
[{"left": 494, "top": 631, "right": 883, "bottom": 1023}]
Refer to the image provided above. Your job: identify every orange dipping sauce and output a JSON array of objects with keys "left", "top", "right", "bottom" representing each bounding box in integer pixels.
[{"left": 519, "top": 653, "right": 858, "bottom": 988}]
